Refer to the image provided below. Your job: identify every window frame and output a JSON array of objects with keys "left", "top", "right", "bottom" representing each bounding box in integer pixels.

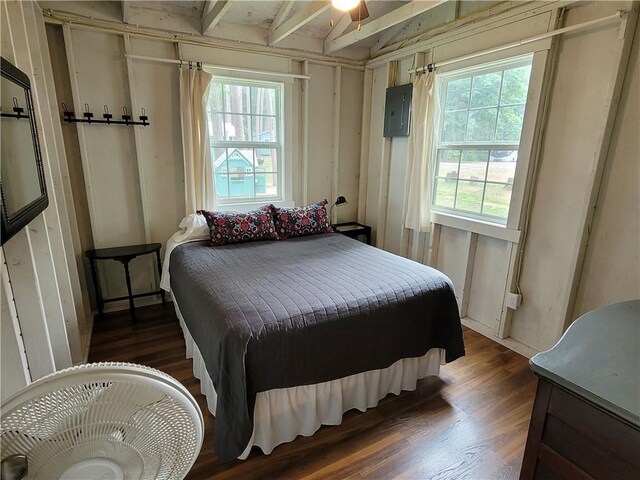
[
  {"left": 428, "top": 46, "right": 550, "bottom": 240},
  {"left": 430, "top": 54, "right": 533, "bottom": 226},
  {"left": 208, "top": 76, "right": 286, "bottom": 207}
]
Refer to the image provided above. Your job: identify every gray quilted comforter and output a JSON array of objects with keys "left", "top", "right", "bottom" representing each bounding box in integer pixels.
[{"left": 170, "top": 233, "right": 464, "bottom": 461}]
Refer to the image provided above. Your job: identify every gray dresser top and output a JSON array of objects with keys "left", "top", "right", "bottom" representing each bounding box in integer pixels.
[{"left": 530, "top": 300, "right": 640, "bottom": 427}]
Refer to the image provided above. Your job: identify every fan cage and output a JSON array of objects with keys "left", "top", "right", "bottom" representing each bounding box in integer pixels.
[{"left": 1, "top": 362, "right": 204, "bottom": 480}]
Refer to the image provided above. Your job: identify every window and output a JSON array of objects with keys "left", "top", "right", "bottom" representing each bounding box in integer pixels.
[
  {"left": 207, "top": 77, "right": 283, "bottom": 204},
  {"left": 431, "top": 56, "right": 533, "bottom": 224}
]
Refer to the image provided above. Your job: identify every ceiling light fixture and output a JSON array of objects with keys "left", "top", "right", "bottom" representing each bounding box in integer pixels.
[{"left": 331, "top": 0, "right": 359, "bottom": 12}]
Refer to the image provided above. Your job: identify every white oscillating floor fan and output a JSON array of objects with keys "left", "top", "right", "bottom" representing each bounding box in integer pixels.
[{"left": 1, "top": 362, "right": 204, "bottom": 480}]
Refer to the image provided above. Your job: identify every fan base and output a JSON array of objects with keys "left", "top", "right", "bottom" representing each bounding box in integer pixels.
[{"left": 60, "top": 459, "right": 124, "bottom": 480}]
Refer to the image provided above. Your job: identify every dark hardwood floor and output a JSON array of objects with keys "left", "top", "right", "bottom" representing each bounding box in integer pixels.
[{"left": 89, "top": 303, "right": 537, "bottom": 479}]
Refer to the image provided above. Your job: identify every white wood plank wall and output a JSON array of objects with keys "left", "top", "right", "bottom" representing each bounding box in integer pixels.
[
  {"left": 1, "top": 1, "right": 90, "bottom": 401},
  {"left": 44, "top": 24, "right": 364, "bottom": 308},
  {"left": 361, "top": 1, "right": 639, "bottom": 356},
  {"left": 2, "top": 0, "right": 636, "bottom": 384}
]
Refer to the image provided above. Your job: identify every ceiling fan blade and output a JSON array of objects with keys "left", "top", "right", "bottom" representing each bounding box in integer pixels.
[{"left": 349, "top": 1, "right": 369, "bottom": 22}]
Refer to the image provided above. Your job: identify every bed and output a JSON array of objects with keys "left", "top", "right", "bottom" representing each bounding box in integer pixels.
[{"left": 166, "top": 231, "right": 464, "bottom": 461}]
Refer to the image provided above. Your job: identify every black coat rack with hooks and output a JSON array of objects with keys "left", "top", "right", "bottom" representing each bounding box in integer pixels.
[
  {"left": 1, "top": 97, "right": 29, "bottom": 119},
  {"left": 61, "top": 103, "right": 149, "bottom": 126}
]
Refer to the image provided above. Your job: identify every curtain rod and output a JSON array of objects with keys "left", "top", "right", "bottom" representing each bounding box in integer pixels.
[
  {"left": 411, "top": 10, "right": 625, "bottom": 75},
  {"left": 125, "top": 54, "right": 312, "bottom": 80}
]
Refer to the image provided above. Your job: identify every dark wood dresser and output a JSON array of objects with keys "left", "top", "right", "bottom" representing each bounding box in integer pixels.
[{"left": 520, "top": 300, "right": 640, "bottom": 480}]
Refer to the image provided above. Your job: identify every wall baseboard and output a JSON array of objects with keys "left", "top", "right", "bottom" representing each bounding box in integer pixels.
[
  {"left": 461, "top": 316, "right": 539, "bottom": 359},
  {"left": 79, "top": 312, "right": 94, "bottom": 365},
  {"left": 80, "top": 295, "right": 173, "bottom": 364},
  {"left": 100, "top": 294, "right": 172, "bottom": 314}
]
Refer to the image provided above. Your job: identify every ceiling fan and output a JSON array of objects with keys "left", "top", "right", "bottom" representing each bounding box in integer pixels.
[{"left": 331, "top": 0, "right": 370, "bottom": 29}]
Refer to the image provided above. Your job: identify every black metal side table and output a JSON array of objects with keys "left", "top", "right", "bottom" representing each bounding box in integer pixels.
[
  {"left": 85, "top": 243, "right": 165, "bottom": 323},
  {"left": 332, "top": 222, "right": 372, "bottom": 245}
]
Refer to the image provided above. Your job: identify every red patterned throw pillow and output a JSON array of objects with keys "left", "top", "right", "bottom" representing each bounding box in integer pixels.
[
  {"left": 272, "top": 200, "right": 334, "bottom": 239},
  {"left": 197, "top": 207, "right": 279, "bottom": 246}
]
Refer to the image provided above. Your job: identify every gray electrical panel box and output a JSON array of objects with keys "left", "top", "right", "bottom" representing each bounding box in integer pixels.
[{"left": 383, "top": 83, "right": 412, "bottom": 137}]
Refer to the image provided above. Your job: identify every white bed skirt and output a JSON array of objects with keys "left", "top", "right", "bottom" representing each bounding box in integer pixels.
[{"left": 173, "top": 300, "right": 445, "bottom": 459}]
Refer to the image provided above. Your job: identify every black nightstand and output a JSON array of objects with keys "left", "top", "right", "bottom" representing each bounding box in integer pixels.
[
  {"left": 85, "top": 243, "right": 165, "bottom": 323},
  {"left": 332, "top": 222, "right": 372, "bottom": 245}
]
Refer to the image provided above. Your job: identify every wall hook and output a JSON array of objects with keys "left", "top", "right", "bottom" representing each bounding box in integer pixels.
[
  {"left": 1, "top": 97, "right": 27, "bottom": 119},
  {"left": 61, "top": 102, "right": 75, "bottom": 121},
  {"left": 122, "top": 106, "right": 131, "bottom": 124},
  {"left": 83, "top": 103, "right": 93, "bottom": 123},
  {"left": 60, "top": 102, "right": 149, "bottom": 126},
  {"left": 12, "top": 97, "right": 25, "bottom": 118},
  {"left": 103, "top": 105, "right": 113, "bottom": 124},
  {"left": 139, "top": 107, "right": 148, "bottom": 125}
]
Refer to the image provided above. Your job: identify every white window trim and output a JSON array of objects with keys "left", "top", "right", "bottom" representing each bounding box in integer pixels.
[
  {"left": 431, "top": 54, "right": 533, "bottom": 225},
  {"left": 208, "top": 75, "right": 293, "bottom": 209},
  {"left": 431, "top": 211, "right": 521, "bottom": 243},
  {"left": 429, "top": 45, "right": 550, "bottom": 241}
]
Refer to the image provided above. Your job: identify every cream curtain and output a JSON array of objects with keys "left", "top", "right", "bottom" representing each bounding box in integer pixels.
[
  {"left": 179, "top": 67, "right": 215, "bottom": 215},
  {"left": 403, "top": 72, "right": 435, "bottom": 232}
]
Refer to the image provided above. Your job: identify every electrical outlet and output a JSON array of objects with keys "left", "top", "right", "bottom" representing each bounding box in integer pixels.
[{"left": 505, "top": 293, "right": 522, "bottom": 310}]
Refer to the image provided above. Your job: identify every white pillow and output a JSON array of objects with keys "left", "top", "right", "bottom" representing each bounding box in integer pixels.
[
  {"left": 177, "top": 213, "right": 209, "bottom": 240},
  {"left": 161, "top": 213, "right": 210, "bottom": 292}
]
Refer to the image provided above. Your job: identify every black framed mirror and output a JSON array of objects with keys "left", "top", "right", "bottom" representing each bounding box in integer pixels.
[{"left": 1, "top": 57, "right": 48, "bottom": 245}]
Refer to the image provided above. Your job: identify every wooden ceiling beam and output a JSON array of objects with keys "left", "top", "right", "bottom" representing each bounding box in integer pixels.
[
  {"left": 202, "top": 0, "right": 233, "bottom": 36},
  {"left": 271, "top": 1, "right": 295, "bottom": 31},
  {"left": 122, "top": 0, "right": 131, "bottom": 24},
  {"left": 325, "top": 0, "right": 448, "bottom": 53},
  {"left": 268, "top": 1, "right": 330, "bottom": 46},
  {"left": 323, "top": 13, "right": 352, "bottom": 53},
  {"left": 369, "top": 23, "right": 406, "bottom": 55}
]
